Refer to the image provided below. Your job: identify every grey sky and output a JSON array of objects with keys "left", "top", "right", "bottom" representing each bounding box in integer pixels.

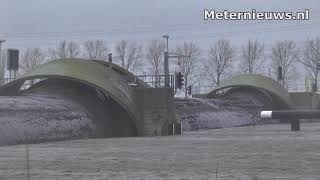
[
  {"left": 0, "top": 0, "right": 319, "bottom": 88},
  {"left": 0, "top": 0, "right": 319, "bottom": 50}
]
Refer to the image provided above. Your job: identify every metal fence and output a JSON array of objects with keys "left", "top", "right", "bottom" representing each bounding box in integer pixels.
[
  {"left": 136, "top": 74, "right": 175, "bottom": 88},
  {"left": 193, "top": 86, "right": 216, "bottom": 94},
  {"left": 0, "top": 78, "right": 45, "bottom": 90},
  {"left": 193, "top": 83, "right": 312, "bottom": 95},
  {"left": 0, "top": 77, "right": 15, "bottom": 85},
  {"left": 287, "top": 84, "right": 308, "bottom": 92},
  {"left": 0, "top": 76, "right": 314, "bottom": 94}
]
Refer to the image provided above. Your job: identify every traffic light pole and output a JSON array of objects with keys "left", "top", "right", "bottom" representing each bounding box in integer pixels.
[
  {"left": 164, "top": 52, "right": 190, "bottom": 88},
  {"left": 162, "top": 35, "right": 190, "bottom": 89}
]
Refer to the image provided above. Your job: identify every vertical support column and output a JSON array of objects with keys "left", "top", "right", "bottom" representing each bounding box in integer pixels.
[
  {"left": 164, "top": 52, "right": 169, "bottom": 87},
  {"left": 291, "top": 119, "right": 300, "bottom": 131},
  {"left": 134, "top": 88, "right": 176, "bottom": 136}
]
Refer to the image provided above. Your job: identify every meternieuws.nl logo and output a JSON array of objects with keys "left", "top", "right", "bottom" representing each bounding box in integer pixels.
[{"left": 204, "top": 9, "right": 310, "bottom": 21}]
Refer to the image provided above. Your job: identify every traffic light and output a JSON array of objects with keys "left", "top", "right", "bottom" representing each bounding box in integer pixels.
[
  {"left": 175, "top": 72, "right": 180, "bottom": 89},
  {"left": 180, "top": 73, "right": 184, "bottom": 88},
  {"left": 108, "top": 53, "right": 112, "bottom": 63},
  {"left": 187, "top": 86, "right": 192, "bottom": 96},
  {"left": 175, "top": 72, "right": 184, "bottom": 89}
]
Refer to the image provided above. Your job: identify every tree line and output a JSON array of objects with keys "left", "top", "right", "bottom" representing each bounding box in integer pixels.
[{"left": 1, "top": 38, "right": 320, "bottom": 96}]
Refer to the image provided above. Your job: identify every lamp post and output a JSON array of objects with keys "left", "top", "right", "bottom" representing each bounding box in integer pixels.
[
  {"left": 162, "top": 35, "right": 170, "bottom": 87},
  {"left": 0, "top": 39, "right": 6, "bottom": 55},
  {"left": 162, "top": 35, "right": 169, "bottom": 53},
  {"left": 161, "top": 35, "right": 190, "bottom": 88},
  {"left": 0, "top": 40, "right": 6, "bottom": 85}
]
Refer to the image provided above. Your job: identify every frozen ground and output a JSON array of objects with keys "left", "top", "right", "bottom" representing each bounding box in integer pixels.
[
  {"left": 175, "top": 98, "right": 263, "bottom": 131},
  {"left": 1, "top": 123, "right": 320, "bottom": 180},
  {"left": 0, "top": 94, "right": 263, "bottom": 146},
  {"left": 0, "top": 95, "right": 95, "bottom": 146}
]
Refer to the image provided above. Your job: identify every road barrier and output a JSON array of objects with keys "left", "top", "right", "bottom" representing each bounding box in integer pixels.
[{"left": 260, "top": 110, "right": 320, "bottom": 131}]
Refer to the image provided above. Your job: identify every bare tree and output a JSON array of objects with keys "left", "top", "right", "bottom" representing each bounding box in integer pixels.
[
  {"left": 83, "top": 40, "right": 109, "bottom": 60},
  {"left": 115, "top": 40, "right": 127, "bottom": 68},
  {"left": 271, "top": 40, "right": 299, "bottom": 87},
  {"left": 176, "top": 42, "right": 201, "bottom": 98},
  {"left": 20, "top": 48, "right": 44, "bottom": 74},
  {"left": 66, "top": 41, "right": 80, "bottom": 58},
  {"left": 302, "top": 38, "right": 320, "bottom": 91},
  {"left": 115, "top": 40, "right": 144, "bottom": 72},
  {"left": 205, "top": 39, "right": 235, "bottom": 87},
  {"left": 240, "top": 39, "right": 264, "bottom": 74},
  {"left": 146, "top": 40, "right": 165, "bottom": 87},
  {"left": 48, "top": 40, "right": 80, "bottom": 59}
]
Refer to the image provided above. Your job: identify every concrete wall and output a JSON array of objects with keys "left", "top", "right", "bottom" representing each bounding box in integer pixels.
[{"left": 133, "top": 88, "right": 177, "bottom": 136}]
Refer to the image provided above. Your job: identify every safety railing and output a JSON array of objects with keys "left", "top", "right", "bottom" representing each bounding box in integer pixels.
[
  {"left": 0, "top": 78, "right": 46, "bottom": 91},
  {"left": 0, "top": 77, "right": 16, "bottom": 84},
  {"left": 135, "top": 74, "right": 175, "bottom": 88},
  {"left": 193, "top": 86, "right": 216, "bottom": 95}
]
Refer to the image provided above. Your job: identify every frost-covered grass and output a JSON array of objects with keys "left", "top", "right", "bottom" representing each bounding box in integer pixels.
[
  {"left": 1, "top": 123, "right": 320, "bottom": 180},
  {"left": 0, "top": 95, "right": 95, "bottom": 146},
  {"left": 0, "top": 95, "right": 263, "bottom": 146},
  {"left": 175, "top": 98, "right": 261, "bottom": 131}
]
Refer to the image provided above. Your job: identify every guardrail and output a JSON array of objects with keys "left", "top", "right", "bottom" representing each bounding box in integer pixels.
[
  {"left": 0, "top": 77, "right": 16, "bottom": 84},
  {"left": 259, "top": 110, "right": 320, "bottom": 131},
  {"left": 0, "top": 78, "right": 45, "bottom": 91},
  {"left": 193, "top": 86, "right": 216, "bottom": 94}
]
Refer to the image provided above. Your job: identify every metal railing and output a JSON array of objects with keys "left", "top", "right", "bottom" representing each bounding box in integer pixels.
[
  {"left": 0, "top": 77, "right": 16, "bottom": 84},
  {"left": 0, "top": 76, "right": 315, "bottom": 94},
  {"left": 193, "top": 86, "right": 216, "bottom": 94},
  {"left": 287, "top": 83, "right": 308, "bottom": 92},
  {"left": 192, "top": 84, "right": 311, "bottom": 95},
  {"left": 135, "top": 74, "right": 175, "bottom": 88},
  {"left": 0, "top": 78, "right": 45, "bottom": 91}
]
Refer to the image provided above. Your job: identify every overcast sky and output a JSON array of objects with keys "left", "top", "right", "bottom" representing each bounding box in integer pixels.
[
  {"left": 0, "top": 0, "right": 319, "bottom": 88},
  {"left": 0, "top": 0, "right": 319, "bottom": 50}
]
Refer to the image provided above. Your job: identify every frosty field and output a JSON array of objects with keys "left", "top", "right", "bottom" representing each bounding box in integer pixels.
[{"left": 1, "top": 123, "right": 320, "bottom": 180}]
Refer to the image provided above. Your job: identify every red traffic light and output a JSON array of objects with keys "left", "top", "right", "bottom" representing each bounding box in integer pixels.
[
  {"left": 175, "top": 72, "right": 184, "bottom": 90},
  {"left": 187, "top": 86, "right": 192, "bottom": 95}
]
